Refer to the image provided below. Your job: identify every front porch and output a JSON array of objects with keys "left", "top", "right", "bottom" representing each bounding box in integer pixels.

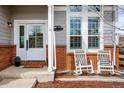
[
  {"left": 0, "top": 5, "right": 56, "bottom": 72},
  {"left": 0, "top": 66, "right": 55, "bottom": 82}
]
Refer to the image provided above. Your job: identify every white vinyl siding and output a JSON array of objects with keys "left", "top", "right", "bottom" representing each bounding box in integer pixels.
[
  {"left": 0, "top": 6, "right": 11, "bottom": 44},
  {"left": 54, "top": 11, "right": 66, "bottom": 45},
  {"left": 103, "top": 10, "right": 115, "bottom": 45}
]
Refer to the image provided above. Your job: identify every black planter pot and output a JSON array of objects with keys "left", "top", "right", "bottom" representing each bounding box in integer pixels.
[{"left": 14, "top": 56, "right": 21, "bottom": 67}]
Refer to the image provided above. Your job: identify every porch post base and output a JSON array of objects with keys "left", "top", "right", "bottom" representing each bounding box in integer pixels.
[{"left": 48, "top": 67, "right": 53, "bottom": 72}]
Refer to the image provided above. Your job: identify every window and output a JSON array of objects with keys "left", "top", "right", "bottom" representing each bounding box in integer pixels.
[
  {"left": 70, "top": 17, "right": 82, "bottom": 49},
  {"left": 28, "top": 25, "right": 43, "bottom": 48},
  {"left": 88, "top": 17, "right": 100, "bottom": 49},
  {"left": 70, "top": 5, "right": 82, "bottom": 12},
  {"left": 67, "top": 6, "right": 103, "bottom": 52},
  {"left": 88, "top": 5, "right": 100, "bottom": 12},
  {"left": 19, "top": 25, "right": 24, "bottom": 48}
]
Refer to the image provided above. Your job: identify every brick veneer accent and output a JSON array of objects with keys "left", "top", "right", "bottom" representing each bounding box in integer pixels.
[
  {"left": 0, "top": 45, "right": 16, "bottom": 71},
  {"left": 48, "top": 45, "right": 119, "bottom": 72},
  {"left": 66, "top": 45, "right": 119, "bottom": 71},
  {"left": 104, "top": 45, "right": 119, "bottom": 70},
  {"left": 46, "top": 45, "right": 67, "bottom": 70}
]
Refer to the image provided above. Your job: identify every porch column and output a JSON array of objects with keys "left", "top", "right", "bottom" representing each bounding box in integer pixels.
[{"left": 48, "top": 5, "right": 54, "bottom": 71}]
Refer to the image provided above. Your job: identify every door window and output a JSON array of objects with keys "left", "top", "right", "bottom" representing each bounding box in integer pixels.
[
  {"left": 28, "top": 24, "right": 43, "bottom": 48},
  {"left": 19, "top": 25, "right": 25, "bottom": 48}
]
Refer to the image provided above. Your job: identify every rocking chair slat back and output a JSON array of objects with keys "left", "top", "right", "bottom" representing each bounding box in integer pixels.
[
  {"left": 97, "top": 50, "right": 114, "bottom": 74},
  {"left": 97, "top": 51, "right": 112, "bottom": 64},
  {"left": 74, "top": 50, "right": 87, "bottom": 67}
]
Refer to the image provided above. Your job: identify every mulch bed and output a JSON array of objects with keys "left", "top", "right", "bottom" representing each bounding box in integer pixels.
[{"left": 35, "top": 81, "right": 124, "bottom": 88}]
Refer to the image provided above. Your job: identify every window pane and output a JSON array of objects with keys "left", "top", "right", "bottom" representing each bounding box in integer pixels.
[
  {"left": 29, "top": 25, "right": 43, "bottom": 48},
  {"left": 70, "top": 5, "right": 82, "bottom": 12},
  {"left": 35, "top": 26, "right": 43, "bottom": 48},
  {"left": 88, "top": 17, "right": 100, "bottom": 35},
  {"left": 29, "top": 25, "right": 35, "bottom": 48},
  {"left": 19, "top": 25, "right": 24, "bottom": 48},
  {"left": 70, "top": 36, "right": 82, "bottom": 49},
  {"left": 88, "top": 5, "right": 100, "bottom": 12},
  {"left": 70, "top": 17, "right": 81, "bottom": 35},
  {"left": 88, "top": 36, "right": 99, "bottom": 48}
]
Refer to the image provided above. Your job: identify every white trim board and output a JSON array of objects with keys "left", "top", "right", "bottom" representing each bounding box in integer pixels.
[
  {"left": 66, "top": 5, "right": 104, "bottom": 53},
  {"left": 14, "top": 19, "right": 48, "bottom": 61}
]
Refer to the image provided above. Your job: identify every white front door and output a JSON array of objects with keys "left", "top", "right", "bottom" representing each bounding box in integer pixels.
[{"left": 16, "top": 22, "right": 46, "bottom": 61}]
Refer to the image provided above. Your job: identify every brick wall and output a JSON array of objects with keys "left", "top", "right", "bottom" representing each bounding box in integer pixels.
[
  {"left": 0, "top": 45, "right": 16, "bottom": 71},
  {"left": 55, "top": 45, "right": 119, "bottom": 71},
  {"left": 56, "top": 45, "right": 66, "bottom": 70},
  {"left": 46, "top": 45, "right": 67, "bottom": 70}
]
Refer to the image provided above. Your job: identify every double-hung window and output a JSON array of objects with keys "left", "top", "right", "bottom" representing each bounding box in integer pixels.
[
  {"left": 68, "top": 5, "right": 102, "bottom": 52},
  {"left": 69, "top": 5, "right": 82, "bottom": 49},
  {"left": 88, "top": 17, "right": 100, "bottom": 49},
  {"left": 70, "top": 17, "right": 82, "bottom": 49}
]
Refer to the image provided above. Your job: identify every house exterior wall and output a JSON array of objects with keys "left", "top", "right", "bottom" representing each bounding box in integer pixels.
[
  {"left": 54, "top": 5, "right": 116, "bottom": 46},
  {"left": 0, "top": 6, "right": 11, "bottom": 44},
  {"left": 103, "top": 5, "right": 116, "bottom": 45},
  {"left": 54, "top": 45, "right": 119, "bottom": 71},
  {"left": 0, "top": 45, "right": 16, "bottom": 71},
  {"left": 0, "top": 5, "right": 119, "bottom": 71},
  {"left": 10, "top": 5, "right": 48, "bottom": 44},
  {"left": 0, "top": 6, "right": 15, "bottom": 70},
  {"left": 0, "top": 5, "right": 48, "bottom": 70},
  {"left": 54, "top": 11, "right": 66, "bottom": 45},
  {"left": 54, "top": 5, "right": 119, "bottom": 71}
]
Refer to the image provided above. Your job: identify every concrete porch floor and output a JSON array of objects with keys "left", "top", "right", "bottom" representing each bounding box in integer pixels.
[
  {"left": 0, "top": 79, "right": 37, "bottom": 88},
  {"left": 0, "top": 66, "right": 55, "bottom": 82}
]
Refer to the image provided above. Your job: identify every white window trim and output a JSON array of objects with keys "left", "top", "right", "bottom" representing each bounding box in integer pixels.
[
  {"left": 66, "top": 5, "right": 104, "bottom": 53},
  {"left": 14, "top": 19, "right": 48, "bottom": 60}
]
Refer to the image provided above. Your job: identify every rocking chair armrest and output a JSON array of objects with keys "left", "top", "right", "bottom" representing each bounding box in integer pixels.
[
  {"left": 97, "top": 60, "right": 100, "bottom": 66},
  {"left": 111, "top": 60, "right": 114, "bottom": 66},
  {"left": 89, "top": 59, "right": 93, "bottom": 65}
]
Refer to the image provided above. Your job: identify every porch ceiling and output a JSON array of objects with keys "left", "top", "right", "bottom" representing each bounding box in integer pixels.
[{"left": 7, "top": 5, "right": 48, "bottom": 21}]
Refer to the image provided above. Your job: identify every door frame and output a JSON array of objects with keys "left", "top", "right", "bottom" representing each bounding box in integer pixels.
[{"left": 14, "top": 19, "right": 48, "bottom": 61}]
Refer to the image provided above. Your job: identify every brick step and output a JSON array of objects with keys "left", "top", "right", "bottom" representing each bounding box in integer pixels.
[
  {"left": 23, "top": 65, "right": 44, "bottom": 68},
  {"left": 22, "top": 62, "right": 47, "bottom": 68}
]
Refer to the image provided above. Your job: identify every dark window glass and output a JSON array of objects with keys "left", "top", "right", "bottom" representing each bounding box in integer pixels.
[
  {"left": 70, "top": 36, "right": 82, "bottom": 49},
  {"left": 88, "top": 17, "right": 100, "bottom": 49},
  {"left": 70, "top": 17, "right": 81, "bottom": 35},
  {"left": 88, "top": 36, "right": 99, "bottom": 49},
  {"left": 70, "top": 5, "right": 82, "bottom": 12},
  {"left": 88, "top": 17, "right": 99, "bottom": 35},
  {"left": 19, "top": 26, "right": 24, "bottom": 48},
  {"left": 29, "top": 25, "right": 43, "bottom": 48}
]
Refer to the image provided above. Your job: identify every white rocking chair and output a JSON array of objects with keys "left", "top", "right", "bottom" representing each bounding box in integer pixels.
[
  {"left": 74, "top": 50, "right": 94, "bottom": 74},
  {"left": 97, "top": 50, "right": 114, "bottom": 74}
]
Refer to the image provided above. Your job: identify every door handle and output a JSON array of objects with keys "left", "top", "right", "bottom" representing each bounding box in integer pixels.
[{"left": 26, "top": 40, "right": 28, "bottom": 51}]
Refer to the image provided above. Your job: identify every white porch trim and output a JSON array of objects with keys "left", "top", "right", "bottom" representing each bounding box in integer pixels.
[
  {"left": 14, "top": 19, "right": 48, "bottom": 61},
  {"left": 48, "top": 5, "right": 54, "bottom": 71}
]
